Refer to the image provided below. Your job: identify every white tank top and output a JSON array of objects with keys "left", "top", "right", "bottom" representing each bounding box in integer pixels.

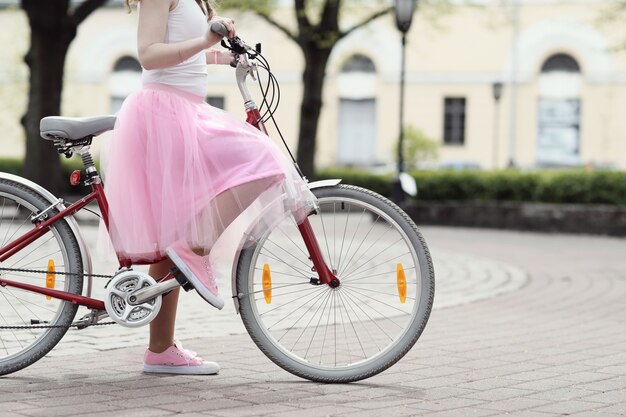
[{"left": 141, "top": 0, "right": 208, "bottom": 97}]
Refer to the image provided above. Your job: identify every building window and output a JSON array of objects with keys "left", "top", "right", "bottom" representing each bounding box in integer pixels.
[
  {"left": 337, "top": 54, "right": 378, "bottom": 166},
  {"left": 206, "top": 96, "right": 225, "bottom": 109},
  {"left": 541, "top": 53, "right": 580, "bottom": 73},
  {"left": 536, "top": 53, "right": 582, "bottom": 166},
  {"left": 341, "top": 54, "right": 376, "bottom": 73},
  {"left": 443, "top": 97, "right": 466, "bottom": 145}
]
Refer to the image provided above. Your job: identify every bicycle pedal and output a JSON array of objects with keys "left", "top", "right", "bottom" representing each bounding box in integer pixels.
[{"left": 171, "top": 267, "right": 194, "bottom": 292}]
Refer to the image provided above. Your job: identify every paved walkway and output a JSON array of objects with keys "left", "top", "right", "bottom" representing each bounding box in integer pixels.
[
  {"left": 54, "top": 224, "right": 527, "bottom": 354},
  {"left": 2, "top": 226, "right": 626, "bottom": 416}
]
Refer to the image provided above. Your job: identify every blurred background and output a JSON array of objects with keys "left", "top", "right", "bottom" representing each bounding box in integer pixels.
[{"left": 1, "top": 0, "right": 626, "bottom": 213}]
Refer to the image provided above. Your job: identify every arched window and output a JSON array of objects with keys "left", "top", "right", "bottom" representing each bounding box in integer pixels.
[
  {"left": 338, "top": 54, "right": 378, "bottom": 167},
  {"left": 536, "top": 53, "right": 582, "bottom": 166},
  {"left": 541, "top": 53, "right": 580, "bottom": 73},
  {"left": 110, "top": 56, "right": 142, "bottom": 113},
  {"left": 113, "top": 56, "right": 142, "bottom": 72},
  {"left": 341, "top": 54, "right": 376, "bottom": 73}
]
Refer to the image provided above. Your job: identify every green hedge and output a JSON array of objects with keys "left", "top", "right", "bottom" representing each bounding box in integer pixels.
[
  {"left": 2, "top": 158, "right": 625, "bottom": 205},
  {"left": 317, "top": 168, "right": 626, "bottom": 206}
]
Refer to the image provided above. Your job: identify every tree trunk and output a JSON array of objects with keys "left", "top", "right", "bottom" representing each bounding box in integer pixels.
[
  {"left": 21, "top": 0, "right": 75, "bottom": 194},
  {"left": 296, "top": 46, "right": 331, "bottom": 181}
]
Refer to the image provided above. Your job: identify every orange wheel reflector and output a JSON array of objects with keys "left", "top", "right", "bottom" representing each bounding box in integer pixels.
[
  {"left": 396, "top": 263, "right": 407, "bottom": 304},
  {"left": 46, "top": 259, "right": 56, "bottom": 300},
  {"left": 262, "top": 264, "right": 272, "bottom": 304}
]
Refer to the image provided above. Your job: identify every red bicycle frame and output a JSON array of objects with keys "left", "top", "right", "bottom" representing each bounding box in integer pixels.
[{"left": 0, "top": 105, "right": 338, "bottom": 312}]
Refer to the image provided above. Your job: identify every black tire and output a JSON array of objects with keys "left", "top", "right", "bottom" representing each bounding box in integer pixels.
[
  {"left": 236, "top": 184, "right": 434, "bottom": 383},
  {"left": 0, "top": 178, "right": 83, "bottom": 376}
]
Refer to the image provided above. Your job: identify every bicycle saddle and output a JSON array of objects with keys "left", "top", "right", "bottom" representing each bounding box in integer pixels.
[{"left": 40, "top": 115, "right": 117, "bottom": 141}]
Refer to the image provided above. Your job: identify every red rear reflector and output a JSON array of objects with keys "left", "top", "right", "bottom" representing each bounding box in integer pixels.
[{"left": 70, "top": 170, "right": 82, "bottom": 186}]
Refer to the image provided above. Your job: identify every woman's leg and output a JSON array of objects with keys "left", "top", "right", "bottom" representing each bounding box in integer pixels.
[
  {"left": 148, "top": 258, "right": 179, "bottom": 353},
  {"left": 147, "top": 178, "right": 278, "bottom": 349}
]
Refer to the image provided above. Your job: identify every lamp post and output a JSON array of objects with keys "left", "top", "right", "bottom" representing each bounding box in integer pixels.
[
  {"left": 392, "top": 0, "right": 418, "bottom": 204},
  {"left": 492, "top": 81, "right": 503, "bottom": 169}
]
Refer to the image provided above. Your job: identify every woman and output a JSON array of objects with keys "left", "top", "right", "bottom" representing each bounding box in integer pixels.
[{"left": 105, "top": 0, "right": 316, "bottom": 375}]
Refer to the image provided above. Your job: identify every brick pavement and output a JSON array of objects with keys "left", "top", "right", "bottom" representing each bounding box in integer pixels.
[
  {"left": 1, "top": 227, "right": 626, "bottom": 416},
  {"left": 54, "top": 225, "right": 527, "bottom": 355}
]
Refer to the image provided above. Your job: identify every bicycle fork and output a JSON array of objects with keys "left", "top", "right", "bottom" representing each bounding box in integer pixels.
[{"left": 297, "top": 219, "right": 340, "bottom": 288}]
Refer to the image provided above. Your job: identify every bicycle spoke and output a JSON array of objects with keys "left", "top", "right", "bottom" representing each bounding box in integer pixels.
[
  {"left": 318, "top": 289, "right": 335, "bottom": 365},
  {"left": 341, "top": 289, "right": 395, "bottom": 344},
  {"left": 343, "top": 267, "right": 416, "bottom": 284},
  {"left": 259, "top": 286, "right": 325, "bottom": 320},
  {"left": 336, "top": 289, "right": 353, "bottom": 364},
  {"left": 0, "top": 288, "right": 61, "bottom": 315},
  {"left": 253, "top": 267, "right": 309, "bottom": 280},
  {"left": 274, "top": 288, "right": 330, "bottom": 339},
  {"left": 252, "top": 282, "right": 316, "bottom": 300},
  {"left": 1, "top": 206, "right": 31, "bottom": 250},
  {"left": 344, "top": 285, "right": 416, "bottom": 301},
  {"left": 0, "top": 307, "right": 25, "bottom": 350},
  {"left": 335, "top": 208, "right": 366, "bottom": 274},
  {"left": 336, "top": 291, "right": 367, "bottom": 359},
  {"left": 8, "top": 235, "right": 56, "bottom": 269},
  {"left": 19, "top": 249, "right": 63, "bottom": 269},
  {"left": 276, "top": 225, "right": 309, "bottom": 260},
  {"left": 347, "top": 286, "right": 412, "bottom": 320},
  {"left": 258, "top": 250, "right": 311, "bottom": 280},
  {"left": 337, "top": 213, "right": 381, "bottom": 278},
  {"left": 303, "top": 289, "right": 334, "bottom": 360},
  {"left": 338, "top": 222, "right": 394, "bottom": 278},
  {"left": 342, "top": 249, "right": 410, "bottom": 282},
  {"left": 0, "top": 289, "right": 39, "bottom": 342},
  {"left": 335, "top": 203, "right": 351, "bottom": 272},
  {"left": 340, "top": 234, "right": 405, "bottom": 279},
  {"left": 289, "top": 289, "right": 332, "bottom": 352},
  {"left": 265, "top": 236, "right": 312, "bottom": 271}
]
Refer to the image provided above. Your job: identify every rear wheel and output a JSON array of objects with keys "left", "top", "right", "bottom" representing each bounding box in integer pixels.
[
  {"left": 236, "top": 184, "right": 435, "bottom": 382},
  {"left": 0, "top": 179, "right": 83, "bottom": 376}
]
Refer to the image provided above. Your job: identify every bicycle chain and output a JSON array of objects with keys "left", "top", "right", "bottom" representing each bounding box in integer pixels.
[
  {"left": 0, "top": 267, "right": 117, "bottom": 330},
  {"left": 0, "top": 266, "right": 112, "bottom": 279},
  {"left": 0, "top": 322, "right": 116, "bottom": 330}
]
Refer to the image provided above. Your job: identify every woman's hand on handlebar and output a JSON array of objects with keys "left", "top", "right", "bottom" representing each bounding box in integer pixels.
[{"left": 205, "top": 16, "right": 236, "bottom": 45}]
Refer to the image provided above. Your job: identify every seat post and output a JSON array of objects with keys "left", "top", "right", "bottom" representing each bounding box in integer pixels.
[{"left": 77, "top": 145, "right": 101, "bottom": 185}]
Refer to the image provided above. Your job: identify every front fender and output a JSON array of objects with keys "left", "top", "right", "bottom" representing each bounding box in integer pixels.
[
  {"left": 230, "top": 179, "right": 342, "bottom": 313},
  {"left": 0, "top": 172, "right": 94, "bottom": 298}
]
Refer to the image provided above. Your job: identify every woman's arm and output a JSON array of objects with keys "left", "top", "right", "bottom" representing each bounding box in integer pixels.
[{"left": 137, "top": 0, "right": 226, "bottom": 70}]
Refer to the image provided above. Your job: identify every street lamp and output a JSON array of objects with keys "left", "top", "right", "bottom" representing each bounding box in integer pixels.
[
  {"left": 393, "top": 0, "right": 418, "bottom": 204},
  {"left": 492, "top": 81, "right": 503, "bottom": 169}
]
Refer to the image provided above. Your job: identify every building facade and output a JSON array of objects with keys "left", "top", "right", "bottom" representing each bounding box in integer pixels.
[{"left": 0, "top": 0, "right": 625, "bottom": 170}]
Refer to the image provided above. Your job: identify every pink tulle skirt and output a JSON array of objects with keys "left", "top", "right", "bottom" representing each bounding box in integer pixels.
[{"left": 102, "top": 83, "right": 316, "bottom": 264}]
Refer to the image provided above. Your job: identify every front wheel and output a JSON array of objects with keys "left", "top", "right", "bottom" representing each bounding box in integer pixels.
[{"left": 236, "top": 184, "right": 435, "bottom": 383}]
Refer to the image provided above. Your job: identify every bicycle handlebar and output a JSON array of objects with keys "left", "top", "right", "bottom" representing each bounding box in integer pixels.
[{"left": 210, "top": 22, "right": 229, "bottom": 38}]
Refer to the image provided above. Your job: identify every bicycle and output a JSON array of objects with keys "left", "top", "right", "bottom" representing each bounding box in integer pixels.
[{"left": 0, "top": 24, "right": 435, "bottom": 383}]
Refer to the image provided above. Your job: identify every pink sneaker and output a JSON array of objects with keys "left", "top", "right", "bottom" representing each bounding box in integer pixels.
[
  {"left": 143, "top": 344, "right": 220, "bottom": 375},
  {"left": 165, "top": 240, "right": 225, "bottom": 310}
]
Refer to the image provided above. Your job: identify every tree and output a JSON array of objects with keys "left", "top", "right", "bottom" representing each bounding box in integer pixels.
[
  {"left": 398, "top": 125, "right": 439, "bottom": 170},
  {"left": 21, "top": 0, "right": 110, "bottom": 193}
]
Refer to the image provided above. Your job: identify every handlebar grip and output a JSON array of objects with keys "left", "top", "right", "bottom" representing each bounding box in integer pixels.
[{"left": 210, "top": 22, "right": 229, "bottom": 38}]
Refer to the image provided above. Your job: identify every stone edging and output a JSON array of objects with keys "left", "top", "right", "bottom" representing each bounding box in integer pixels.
[{"left": 402, "top": 201, "right": 626, "bottom": 236}]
